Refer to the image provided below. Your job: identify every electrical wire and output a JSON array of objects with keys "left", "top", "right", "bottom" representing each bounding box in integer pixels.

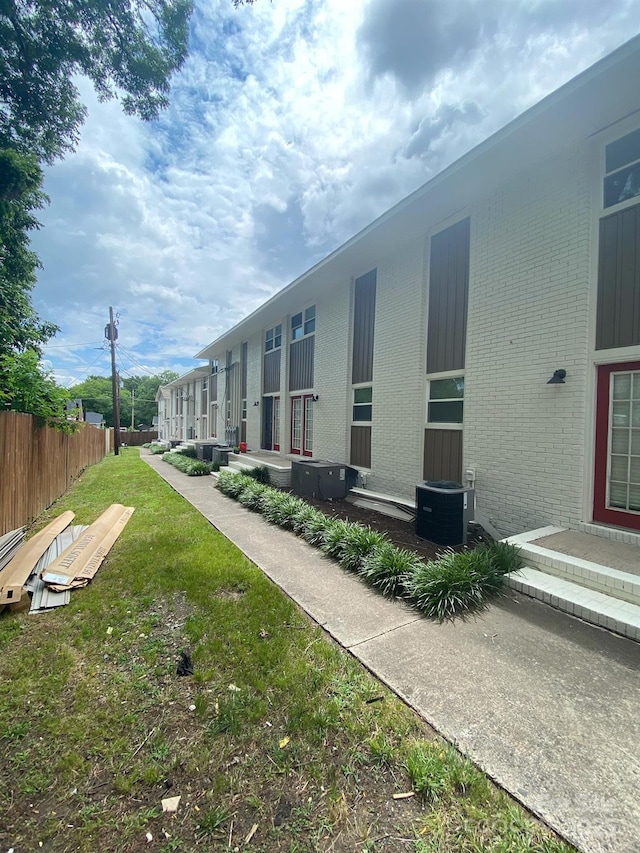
[
  {"left": 43, "top": 340, "right": 104, "bottom": 348},
  {"left": 62, "top": 345, "right": 110, "bottom": 388}
]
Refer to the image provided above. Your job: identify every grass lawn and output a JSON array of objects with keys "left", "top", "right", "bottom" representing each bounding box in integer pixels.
[{"left": 0, "top": 451, "right": 574, "bottom": 853}]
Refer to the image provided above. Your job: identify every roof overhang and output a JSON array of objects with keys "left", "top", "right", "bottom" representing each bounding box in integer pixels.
[{"left": 196, "top": 34, "right": 640, "bottom": 360}]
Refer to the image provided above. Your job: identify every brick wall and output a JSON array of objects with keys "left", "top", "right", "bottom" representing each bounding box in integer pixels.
[
  {"left": 465, "top": 141, "right": 592, "bottom": 535},
  {"left": 369, "top": 239, "right": 427, "bottom": 499},
  {"left": 313, "top": 279, "right": 352, "bottom": 463}
]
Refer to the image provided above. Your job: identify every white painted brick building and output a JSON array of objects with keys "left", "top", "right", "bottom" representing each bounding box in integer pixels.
[{"left": 162, "top": 37, "right": 640, "bottom": 538}]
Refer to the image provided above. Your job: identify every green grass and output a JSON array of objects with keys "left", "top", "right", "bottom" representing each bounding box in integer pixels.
[{"left": 0, "top": 451, "right": 573, "bottom": 853}]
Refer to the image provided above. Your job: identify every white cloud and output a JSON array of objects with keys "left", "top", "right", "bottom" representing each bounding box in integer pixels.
[{"left": 31, "top": 0, "right": 640, "bottom": 386}]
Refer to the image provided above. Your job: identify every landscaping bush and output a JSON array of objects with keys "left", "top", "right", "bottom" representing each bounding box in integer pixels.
[
  {"left": 359, "top": 542, "right": 424, "bottom": 597},
  {"left": 238, "top": 480, "right": 269, "bottom": 511},
  {"left": 246, "top": 465, "right": 271, "bottom": 485},
  {"left": 297, "top": 508, "right": 333, "bottom": 545},
  {"left": 213, "top": 469, "right": 522, "bottom": 620},
  {"left": 177, "top": 445, "right": 198, "bottom": 458},
  {"left": 259, "top": 490, "right": 306, "bottom": 529},
  {"left": 321, "top": 519, "right": 354, "bottom": 561},
  {"left": 486, "top": 540, "right": 523, "bottom": 575},
  {"left": 217, "top": 470, "right": 252, "bottom": 498},
  {"left": 338, "top": 525, "right": 388, "bottom": 573},
  {"left": 149, "top": 443, "right": 166, "bottom": 455},
  {"left": 404, "top": 546, "right": 513, "bottom": 620},
  {"left": 162, "top": 452, "right": 212, "bottom": 476}
]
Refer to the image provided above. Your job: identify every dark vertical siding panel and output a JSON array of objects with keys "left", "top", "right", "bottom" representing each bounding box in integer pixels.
[
  {"left": 350, "top": 426, "right": 372, "bottom": 468},
  {"left": 352, "top": 269, "right": 377, "bottom": 384},
  {"left": 423, "top": 429, "right": 463, "bottom": 482},
  {"left": 427, "top": 218, "right": 470, "bottom": 374},
  {"left": 210, "top": 373, "right": 218, "bottom": 401},
  {"left": 289, "top": 336, "right": 315, "bottom": 390},
  {"left": 263, "top": 350, "right": 281, "bottom": 394},
  {"left": 597, "top": 202, "right": 640, "bottom": 350},
  {"left": 241, "top": 341, "right": 248, "bottom": 398}
]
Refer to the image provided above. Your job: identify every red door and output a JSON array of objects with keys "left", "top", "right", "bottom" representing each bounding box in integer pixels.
[{"left": 594, "top": 361, "right": 640, "bottom": 529}]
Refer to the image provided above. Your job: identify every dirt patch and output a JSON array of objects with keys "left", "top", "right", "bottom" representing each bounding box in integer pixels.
[{"left": 300, "top": 496, "right": 448, "bottom": 562}]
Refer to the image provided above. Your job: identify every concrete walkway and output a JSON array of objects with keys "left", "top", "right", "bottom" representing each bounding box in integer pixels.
[{"left": 141, "top": 453, "right": 640, "bottom": 853}]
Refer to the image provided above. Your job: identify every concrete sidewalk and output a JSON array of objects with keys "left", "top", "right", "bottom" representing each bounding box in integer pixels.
[{"left": 141, "top": 453, "right": 640, "bottom": 853}]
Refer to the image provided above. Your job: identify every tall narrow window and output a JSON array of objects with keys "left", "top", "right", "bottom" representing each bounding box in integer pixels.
[{"left": 604, "top": 128, "right": 640, "bottom": 209}]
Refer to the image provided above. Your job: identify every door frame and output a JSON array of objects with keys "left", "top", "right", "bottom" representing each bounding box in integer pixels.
[
  {"left": 593, "top": 360, "right": 640, "bottom": 529},
  {"left": 290, "top": 394, "right": 313, "bottom": 456}
]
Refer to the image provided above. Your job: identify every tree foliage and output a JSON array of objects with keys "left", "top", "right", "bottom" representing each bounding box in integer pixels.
[
  {"left": 69, "top": 371, "right": 177, "bottom": 428},
  {"left": 0, "top": 349, "right": 73, "bottom": 430},
  {"left": 0, "top": 149, "right": 57, "bottom": 358},
  {"left": 0, "top": 0, "right": 193, "bottom": 162}
]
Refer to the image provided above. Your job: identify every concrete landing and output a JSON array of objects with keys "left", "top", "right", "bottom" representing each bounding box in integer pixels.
[{"left": 141, "top": 453, "right": 640, "bottom": 853}]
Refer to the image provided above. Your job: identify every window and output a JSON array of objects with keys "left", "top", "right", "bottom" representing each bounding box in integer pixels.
[
  {"left": 292, "top": 306, "right": 315, "bottom": 340},
  {"left": 211, "top": 360, "right": 218, "bottom": 374},
  {"left": 265, "top": 324, "right": 282, "bottom": 352},
  {"left": 273, "top": 397, "right": 281, "bottom": 450},
  {"left": 604, "top": 128, "right": 640, "bottom": 209},
  {"left": 353, "top": 386, "right": 372, "bottom": 422},
  {"left": 428, "top": 376, "right": 464, "bottom": 423},
  {"left": 241, "top": 399, "right": 247, "bottom": 421}
]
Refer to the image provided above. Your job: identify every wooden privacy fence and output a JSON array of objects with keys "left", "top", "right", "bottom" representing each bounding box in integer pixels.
[
  {"left": 108, "top": 429, "right": 158, "bottom": 450},
  {"left": 0, "top": 411, "right": 108, "bottom": 536}
]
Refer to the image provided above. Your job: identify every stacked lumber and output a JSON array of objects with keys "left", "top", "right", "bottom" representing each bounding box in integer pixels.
[{"left": 0, "top": 504, "right": 134, "bottom": 615}]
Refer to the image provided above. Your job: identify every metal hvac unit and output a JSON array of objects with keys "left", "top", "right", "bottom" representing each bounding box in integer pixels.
[
  {"left": 291, "top": 460, "right": 357, "bottom": 500},
  {"left": 415, "top": 482, "right": 475, "bottom": 546}
]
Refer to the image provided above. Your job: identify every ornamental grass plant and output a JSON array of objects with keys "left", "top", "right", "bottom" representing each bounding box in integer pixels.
[{"left": 359, "top": 542, "right": 424, "bottom": 597}]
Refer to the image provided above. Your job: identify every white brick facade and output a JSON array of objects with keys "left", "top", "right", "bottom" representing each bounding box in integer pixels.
[
  {"left": 168, "top": 41, "right": 640, "bottom": 537},
  {"left": 465, "top": 143, "right": 593, "bottom": 535}
]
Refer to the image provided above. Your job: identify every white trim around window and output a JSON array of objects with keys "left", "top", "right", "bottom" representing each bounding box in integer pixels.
[{"left": 426, "top": 371, "right": 464, "bottom": 430}]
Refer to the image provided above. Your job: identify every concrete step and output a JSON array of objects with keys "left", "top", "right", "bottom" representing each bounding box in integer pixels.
[
  {"left": 227, "top": 454, "right": 292, "bottom": 488},
  {"left": 505, "top": 527, "right": 640, "bottom": 607},
  {"left": 507, "top": 567, "right": 640, "bottom": 642}
]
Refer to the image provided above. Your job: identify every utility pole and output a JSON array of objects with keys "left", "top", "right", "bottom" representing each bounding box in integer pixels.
[
  {"left": 107, "top": 307, "right": 121, "bottom": 456},
  {"left": 131, "top": 386, "right": 135, "bottom": 430}
]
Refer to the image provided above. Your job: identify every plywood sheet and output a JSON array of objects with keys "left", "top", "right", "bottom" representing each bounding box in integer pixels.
[
  {"left": 0, "top": 511, "right": 74, "bottom": 605},
  {"left": 41, "top": 504, "right": 134, "bottom": 592}
]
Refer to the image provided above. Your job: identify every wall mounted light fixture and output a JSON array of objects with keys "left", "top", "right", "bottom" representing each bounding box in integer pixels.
[
  {"left": 547, "top": 369, "right": 567, "bottom": 385},
  {"left": 312, "top": 394, "right": 319, "bottom": 402},
  {"left": 253, "top": 401, "right": 260, "bottom": 406}
]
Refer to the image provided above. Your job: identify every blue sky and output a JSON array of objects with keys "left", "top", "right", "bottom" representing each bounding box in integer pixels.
[{"left": 32, "top": 0, "right": 640, "bottom": 387}]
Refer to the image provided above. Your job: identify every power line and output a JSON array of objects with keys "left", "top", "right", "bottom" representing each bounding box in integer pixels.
[
  {"left": 62, "top": 345, "right": 110, "bottom": 387},
  {"left": 116, "top": 345, "right": 158, "bottom": 376},
  {"left": 43, "top": 340, "right": 103, "bottom": 349}
]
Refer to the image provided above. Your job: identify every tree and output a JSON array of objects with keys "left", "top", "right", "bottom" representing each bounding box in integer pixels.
[
  {"left": 0, "top": 0, "right": 193, "bottom": 163},
  {"left": 0, "top": 349, "right": 73, "bottom": 430},
  {"left": 0, "top": 149, "right": 57, "bottom": 358},
  {"left": 69, "top": 371, "right": 177, "bottom": 428}
]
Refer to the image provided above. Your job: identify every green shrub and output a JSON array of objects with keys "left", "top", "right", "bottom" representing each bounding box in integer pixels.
[
  {"left": 486, "top": 540, "right": 523, "bottom": 576},
  {"left": 142, "top": 442, "right": 152, "bottom": 448},
  {"left": 162, "top": 452, "right": 212, "bottom": 477},
  {"left": 246, "top": 465, "right": 271, "bottom": 485},
  {"left": 404, "top": 547, "right": 506, "bottom": 620},
  {"left": 188, "top": 460, "right": 213, "bottom": 476},
  {"left": 338, "top": 525, "right": 387, "bottom": 573},
  {"left": 149, "top": 443, "right": 166, "bottom": 455},
  {"left": 321, "top": 519, "right": 355, "bottom": 561},
  {"left": 177, "top": 445, "right": 198, "bottom": 458},
  {"left": 359, "top": 543, "right": 423, "bottom": 597},
  {"left": 238, "top": 480, "right": 269, "bottom": 511},
  {"left": 297, "top": 509, "right": 333, "bottom": 545},
  {"left": 260, "top": 491, "right": 306, "bottom": 529},
  {"left": 217, "top": 470, "right": 252, "bottom": 498}
]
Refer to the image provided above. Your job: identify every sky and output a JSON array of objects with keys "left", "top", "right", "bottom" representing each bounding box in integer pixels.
[{"left": 32, "top": 0, "right": 640, "bottom": 388}]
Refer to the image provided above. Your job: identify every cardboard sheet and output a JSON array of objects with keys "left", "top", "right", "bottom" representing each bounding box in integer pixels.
[{"left": 41, "top": 504, "right": 134, "bottom": 592}]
